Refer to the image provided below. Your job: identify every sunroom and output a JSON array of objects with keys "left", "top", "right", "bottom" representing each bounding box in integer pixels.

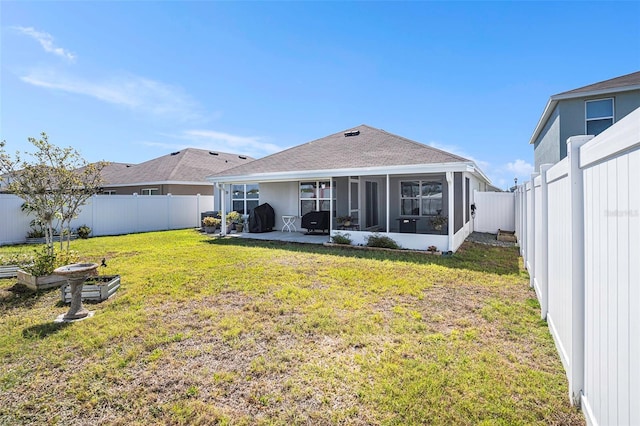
[{"left": 207, "top": 125, "right": 492, "bottom": 252}]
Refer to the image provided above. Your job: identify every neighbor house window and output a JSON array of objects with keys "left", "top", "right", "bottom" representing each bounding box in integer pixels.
[
  {"left": 586, "top": 98, "right": 614, "bottom": 135},
  {"left": 400, "top": 180, "right": 443, "bottom": 216},
  {"left": 103, "top": 190, "right": 117, "bottom": 195},
  {"left": 141, "top": 188, "right": 159, "bottom": 195},
  {"left": 300, "top": 181, "right": 333, "bottom": 216},
  {"left": 231, "top": 184, "right": 259, "bottom": 214}
]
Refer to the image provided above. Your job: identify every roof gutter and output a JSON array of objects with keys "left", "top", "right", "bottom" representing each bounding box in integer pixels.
[{"left": 207, "top": 161, "right": 491, "bottom": 185}]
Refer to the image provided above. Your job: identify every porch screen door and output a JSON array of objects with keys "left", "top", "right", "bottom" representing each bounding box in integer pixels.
[{"left": 365, "top": 181, "right": 379, "bottom": 229}]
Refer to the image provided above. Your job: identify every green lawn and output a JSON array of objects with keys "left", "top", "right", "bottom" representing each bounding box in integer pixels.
[{"left": 0, "top": 230, "right": 584, "bottom": 425}]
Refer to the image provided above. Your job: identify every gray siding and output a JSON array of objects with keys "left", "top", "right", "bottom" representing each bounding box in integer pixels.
[
  {"left": 534, "top": 106, "right": 561, "bottom": 170},
  {"left": 534, "top": 89, "right": 640, "bottom": 171}
]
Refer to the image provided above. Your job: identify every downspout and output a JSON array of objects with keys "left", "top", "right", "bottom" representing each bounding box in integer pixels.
[{"left": 446, "top": 172, "right": 454, "bottom": 251}]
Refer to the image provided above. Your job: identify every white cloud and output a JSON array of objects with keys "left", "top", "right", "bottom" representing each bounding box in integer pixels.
[
  {"left": 506, "top": 159, "right": 534, "bottom": 177},
  {"left": 20, "top": 69, "right": 203, "bottom": 123},
  {"left": 13, "top": 26, "right": 76, "bottom": 61},
  {"left": 144, "top": 129, "right": 282, "bottom": 159}
]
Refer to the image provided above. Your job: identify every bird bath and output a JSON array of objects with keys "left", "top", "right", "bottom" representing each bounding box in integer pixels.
[{"left": 54, "top": 263, "right": 99, "bottom": 321}]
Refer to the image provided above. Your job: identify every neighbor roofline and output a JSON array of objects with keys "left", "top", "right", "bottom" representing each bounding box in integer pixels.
[
  {"left": 207, "top": 162, "right": 490, "bottom": 185},
  {"left": 528, "top": 84, "right": 640, "bottom": 145},
  {"left": 101, "top": 181, "right": 211, "bottom": 188}
]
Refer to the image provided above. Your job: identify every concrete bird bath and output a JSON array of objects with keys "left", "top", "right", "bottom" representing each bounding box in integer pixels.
[{"left": 54, "top": 263, "right": 99, "bottom": 321}]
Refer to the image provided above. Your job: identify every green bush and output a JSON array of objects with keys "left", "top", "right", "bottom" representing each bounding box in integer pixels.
[
  {"left": 76, "top": 225, "right": 92, "bottom": 239},
  {"left": 366, "top": 233, "right": 401, "bottom": 250},
  {"left": 331, "top": 232, "right": 352, "bottom": 245},
  {"left": 21, "top": 247, "right": 80, "bottom": 276}
]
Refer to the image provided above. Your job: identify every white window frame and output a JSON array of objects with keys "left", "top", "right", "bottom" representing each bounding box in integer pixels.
[
  {"left": 231, "top": 183, "right": 259, "bottom": 214},
  {"left": 399, "top": 179, "right": 443, "bottom": 216},
  {"left": 585, "top": 98, "right": 614, "bottom": 135},
  {"left": 141, "top": 188, "right": 159, "bottom": 195},
  {"left": 299, "top": 180, "right": 334, "bottom": 216},
  {"left": 103, "top": 190, "right": 117, "bottom": 195}
]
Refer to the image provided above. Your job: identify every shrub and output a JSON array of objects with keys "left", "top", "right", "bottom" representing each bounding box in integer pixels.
[
  {"left": 76, "top": 225, "right": 92, "bottom": 239},
  {"left": 0, "top": 253, "right": 34, "bottom": 267},
  {"left": 331, "top": 232, "right": 352, "bottom": 245},
  {"left": 225, "top": 211, "right": 242, "bottom": 224},
  {"left": 366, "top": 233, "right": 400, "bottom": 250},
  {"left": 21, "top": 247, "right": 80, "bottom": 277},
  {"left": 202, "top": 217, "right": 221, "bottom": 227}
]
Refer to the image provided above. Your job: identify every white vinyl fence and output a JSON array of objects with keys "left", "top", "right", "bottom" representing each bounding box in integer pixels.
[
  {"left": 473, "top": 191, "right": 515, "bottom": 233},
  {"left": 0, "top": 194, "right": 214, "bottom": 246},
  {"left": 516, "top": 107, "right": 640, "bottom": 426}
]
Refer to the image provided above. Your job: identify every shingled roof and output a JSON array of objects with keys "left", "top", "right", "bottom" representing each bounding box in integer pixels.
[
  {"left": 103, "top": 148, "right": 253, "bottom": 186},
  {"left": 529, "top": 70, "right": 640, "bottom": 145},
  {"left": 209, "top": 125, "right": 470, "bottom": 179},
  {"left": 554, "top": 70, "right": 640, "bottom": 97}
]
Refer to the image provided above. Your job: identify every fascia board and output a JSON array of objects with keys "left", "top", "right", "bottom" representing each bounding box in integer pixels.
[{"left": 207, "top": 162, "right": 487, "bottom": 184}]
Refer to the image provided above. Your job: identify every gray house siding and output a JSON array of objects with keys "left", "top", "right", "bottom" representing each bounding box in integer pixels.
[
  {"left": 534, "top": 89, "right": 640, "bottom": 170},
  {"left": 534, "top": 106, "right": 561, "bottom": 170}
]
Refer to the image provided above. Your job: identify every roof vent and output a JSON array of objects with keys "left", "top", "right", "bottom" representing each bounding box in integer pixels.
[
  {"left": 344, "top": 130, "right": 360, "bottom": 137},
  {"left": 209, "top": 151, "right": 218, "bottom": 156},
  {"left": 170, "top": 151, "right": 180, "bottom": 156},
  {"left": 238, "top": 155, "right": 247, "bottom": 160}
]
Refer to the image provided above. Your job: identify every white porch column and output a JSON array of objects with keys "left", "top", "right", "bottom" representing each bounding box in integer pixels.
[
  {"left": 446, "top": 172, "right": 454, "bottom": 251},
  {"left": 220, "top": 183, "right": 227, "bottom": 236},
  {"left": 386, "top": 174, "right": 390, "bottom": 233},
  {"left": 330, "top": 177, "right": 334, "bottom": 232}
]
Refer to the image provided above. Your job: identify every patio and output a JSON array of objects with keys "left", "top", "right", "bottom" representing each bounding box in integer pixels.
[{"left": 208, "top": 230, "right": 330, "bottom": 245}]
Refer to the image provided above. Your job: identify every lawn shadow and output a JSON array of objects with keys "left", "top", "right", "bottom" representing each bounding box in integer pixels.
[
  {"left": 203, "top": 237, "right": 522, "bottom": 276},
  {"left": 22, "top": 321, "right": 71, "bottom": 339},
  {"left": 0, "top": 282, "right": 56, "bottom": 311}
]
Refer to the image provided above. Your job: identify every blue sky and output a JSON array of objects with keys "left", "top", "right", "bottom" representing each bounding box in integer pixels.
[{"left": 1, "top": 1, "right": 639, "bottom": 190}]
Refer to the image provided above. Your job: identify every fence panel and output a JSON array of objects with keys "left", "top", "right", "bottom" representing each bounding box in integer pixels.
[
  {"left": 0, "top": 195, "right": 31, "bottom": 245},
  {"left": 1, "top": 194, "right": 214, "bottom": 245},
  {"left": 517, "top": 107, "right": 640, "bottom": 425},
  {"left": 473, "top": 191, "right": 515, "bottom": 233},
  {"left": 545, "top": 159, "right": 573, "bottom": 380},
  {"left": 580, "top": 125, "right": 639, "bottom": 426}
]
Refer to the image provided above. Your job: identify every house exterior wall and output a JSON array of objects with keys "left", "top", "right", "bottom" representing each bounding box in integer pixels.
[
  {"left": 534, "top": 106, "right": 561, "bottom": 170},
  {"left": 388, "top": 174, "right": 449, "bottom": 233},
  {"left": 259, "top": 181, "right": 300, "bottom": 230},
  {"left": 534, "top": 89, "right": 640, "bottom": 170}
]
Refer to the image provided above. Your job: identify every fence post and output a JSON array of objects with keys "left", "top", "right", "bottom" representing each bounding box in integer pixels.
[
  {"left": 567, "top": 135, "right": 593, "bottom": 405},
  {"left": 538, "top": 164, "right": 553, "bottom": 319},
  {"left": 529, "top": 173, "right": 539, "bottom": 288}
]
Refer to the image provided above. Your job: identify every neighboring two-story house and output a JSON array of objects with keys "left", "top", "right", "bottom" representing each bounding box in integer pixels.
[{"left": 530, "top": 70, "right": 640, "bottom": 170}]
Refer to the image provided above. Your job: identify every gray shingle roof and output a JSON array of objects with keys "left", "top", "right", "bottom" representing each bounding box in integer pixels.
[
  {"left": 210, "top": 125, "right": 469, "bottom": 178},
  {"left": 554, "top": 70, "right": 640, "bottom": 97},
  {"left": 103, "top": 148, "right": 253, "bottom": 185}
]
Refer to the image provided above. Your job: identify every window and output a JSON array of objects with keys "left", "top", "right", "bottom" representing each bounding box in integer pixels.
[
  {"left": 300, "top": 181, "right": 333, "bottom": 216},
  {"left": 586, "top": 98, "right": 614, "bottom": 135},
  {"left": 103, "top": 190, "right": 117, "bottom": 195},
  {"left": 400, "top": 180, "right": 443, "bottom": 216},
  {"left": 141, "top": 188, "right": 159, "bottom": 195},
  {"left": 231, "top": 184, "right": 259, "bottom": 214}
]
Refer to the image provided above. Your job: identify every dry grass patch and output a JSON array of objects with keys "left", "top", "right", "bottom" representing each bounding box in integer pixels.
[{"left": 0, "top": 230, "right": 583, "bottom": 425}]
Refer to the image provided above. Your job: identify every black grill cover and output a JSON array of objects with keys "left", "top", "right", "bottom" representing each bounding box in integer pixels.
[{"left": 248, "top": 203, "right": 275, "bottom": 233}]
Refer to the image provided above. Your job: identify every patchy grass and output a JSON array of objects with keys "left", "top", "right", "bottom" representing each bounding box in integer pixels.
[{"left": 0, "top": 230, "right": 583, "bottom": 425}]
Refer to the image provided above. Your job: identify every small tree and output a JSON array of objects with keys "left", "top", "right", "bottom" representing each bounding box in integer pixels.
[{"left": 0, "top": 133, "right": 106, "bottom": 255}]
